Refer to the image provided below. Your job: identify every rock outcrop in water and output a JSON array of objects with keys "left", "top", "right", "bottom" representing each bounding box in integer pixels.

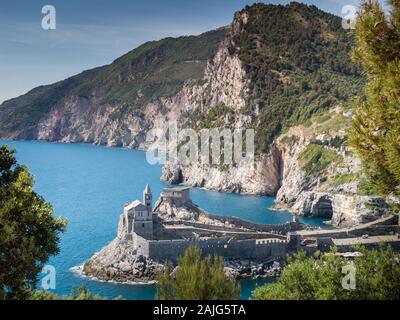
[
  {"left": 82, "top": 236, "right": 284, "bottom": 283},
  {"left": 82, "top": 186, "right": 296, "bottom": 283},
  {"left": 82, "top": 238, "right": 163, "bottom": 283}
]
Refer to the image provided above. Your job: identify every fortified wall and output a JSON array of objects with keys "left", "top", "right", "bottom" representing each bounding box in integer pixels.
[{"left": 136, "top": 235, "right": 288, "bottom": 263}]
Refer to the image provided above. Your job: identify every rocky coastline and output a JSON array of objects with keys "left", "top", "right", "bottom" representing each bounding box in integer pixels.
[{"left": 82, "top": 237, "right": 283, "bottom": 284}]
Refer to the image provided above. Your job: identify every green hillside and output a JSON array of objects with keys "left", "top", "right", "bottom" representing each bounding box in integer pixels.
[
  {"left": 234, "top": 3, "right": 364, "bottom": 152},
  {"left": 0, "top": 28, "right": 228, "bottom": 139}
]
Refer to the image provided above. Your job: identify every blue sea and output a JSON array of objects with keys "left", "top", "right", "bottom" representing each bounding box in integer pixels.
[{"left": 1, "top": 140, "right": 326, "bottom": 300}]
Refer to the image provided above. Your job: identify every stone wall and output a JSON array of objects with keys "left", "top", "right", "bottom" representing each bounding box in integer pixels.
[
  {"left": 133, "top": 220, "right": 154, "bottom": 240},
  {"left": 202, "top": 213, "right": 304, "bottom": 234},
  {"left": 146, "top": 237, "right": 288, "bottom": 263}
]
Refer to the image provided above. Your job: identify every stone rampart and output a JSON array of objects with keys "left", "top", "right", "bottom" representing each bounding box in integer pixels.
[{"left": 145, "top": 237, "right": 288, "bottom": 263}]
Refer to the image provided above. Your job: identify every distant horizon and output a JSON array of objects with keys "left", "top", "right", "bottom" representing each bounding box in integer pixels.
[{"left": 0, "top": 0, "right": 374, "bottom": 104}]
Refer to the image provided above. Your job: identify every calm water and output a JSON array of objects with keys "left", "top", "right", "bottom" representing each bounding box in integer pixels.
[{"left": 1, "top": 140, "right": 326, "bottom": 300}]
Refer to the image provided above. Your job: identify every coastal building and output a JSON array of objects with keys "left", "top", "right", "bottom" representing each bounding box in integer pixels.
[
  {"left": 160, "top": 186, "right": 191, "bottom": 207},
  {"left": 123, "top": 184, "right": 153, "bottom": 240}
]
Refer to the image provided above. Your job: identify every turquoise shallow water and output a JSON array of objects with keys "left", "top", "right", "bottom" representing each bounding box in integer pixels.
[{"left": 1, "top": 140, "right": 326, "bottom": 300}]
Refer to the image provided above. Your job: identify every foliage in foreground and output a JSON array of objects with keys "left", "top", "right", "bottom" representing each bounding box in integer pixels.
[
  {"left": 350, "top": 0, "right": 400, "bottom": 196},
  {"left": 252, "top": 246, "right": 400, "bottom": 300},
  {"left": 30, "top": 286, "right": 105, "bottom": 300},
  {"left": 0, "top": 145, "right": 67, "bottom": 300},
  {"left": 156, "top": 246, "right": 241, "bottom": 300}
]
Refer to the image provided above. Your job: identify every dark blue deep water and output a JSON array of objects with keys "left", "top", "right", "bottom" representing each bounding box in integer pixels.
[{"left": 1, "top": 140, "right": 326, "bottom": 300}]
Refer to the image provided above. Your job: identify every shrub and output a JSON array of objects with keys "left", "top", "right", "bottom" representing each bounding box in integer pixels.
[
  {"left": 253, "top": 245, "right": 400, "bottom": 300},
  {"left": 156, "top": 246, "right": 240, "bottom": 300},
  {"left": 299, "top": 144, "right": 340, "bottom": 175}
]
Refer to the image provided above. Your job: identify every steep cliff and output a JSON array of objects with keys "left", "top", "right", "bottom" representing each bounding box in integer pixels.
[
  {"left": 160, "top": 2, "right": 365, "bottom": 195},
  {"left": 274, "top": 108, "right": 391, "bottom": 225}
]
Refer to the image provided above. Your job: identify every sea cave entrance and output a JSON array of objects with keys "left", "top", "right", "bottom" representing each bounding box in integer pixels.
[{"left": 315, "top": 196, "right": 333, "bottom": 219}]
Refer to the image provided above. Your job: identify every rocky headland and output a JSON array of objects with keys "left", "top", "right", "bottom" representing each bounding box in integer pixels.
[{"left": 82, "top": 192, "right": 292, "bottom": 283}]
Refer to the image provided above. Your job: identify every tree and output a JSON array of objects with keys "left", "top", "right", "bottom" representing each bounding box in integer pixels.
[
  {"left": 30, "top": 286, "right": 115, "bottom": 300},
  {"left": 350, "top": 0, "right": 400, "bottom": 196},
  {"left": 156, "top": 246, "right": 240, "bottom": 300},
  {"left": 0, "top": 145, "right": 66, "bottom": 299},
  {"left": 252, "top": 245, "right": 400, "bottom": 300}
]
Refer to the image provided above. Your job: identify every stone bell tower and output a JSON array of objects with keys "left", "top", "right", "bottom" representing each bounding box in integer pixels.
[{"left": 143, "top": 184, "right": 152, "bottom": 213}]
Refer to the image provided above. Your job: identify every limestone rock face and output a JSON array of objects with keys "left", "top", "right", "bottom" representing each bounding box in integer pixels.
[
  {"left": 331, "top": 194, "right": 388, "bottom": 225},
  {"left": 275, "top": 127, "right": 311, "bottom": 205},
  {"left": 161, "top": 164, "right": 182, "bottom": 185},
  {"left": 155, "top": 199, "right": 200, "bottom": 221},
  {"left": 161, "top": 149, "right": 281, "bottom": 195},
  {"left": 290, "top": 192, "right": 333, "bottom": 219},
  {"left": 273, "top": 122, "right": 391, "bottom": 226}
]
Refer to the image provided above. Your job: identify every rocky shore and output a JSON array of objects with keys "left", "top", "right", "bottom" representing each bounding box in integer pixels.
[
  {"left": 224, "top": 260, "right": 282, "bottom": 279},
  {"left": 82, "top": 237, "right": 282, "bottom": 284},
  {"left": 82, "top": 239, "right": 163, "bottom": 283}
]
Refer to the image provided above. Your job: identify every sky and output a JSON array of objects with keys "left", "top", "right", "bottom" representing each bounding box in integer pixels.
[{"left": 0, "top": 0, "right": 381, "bottom": 104}]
